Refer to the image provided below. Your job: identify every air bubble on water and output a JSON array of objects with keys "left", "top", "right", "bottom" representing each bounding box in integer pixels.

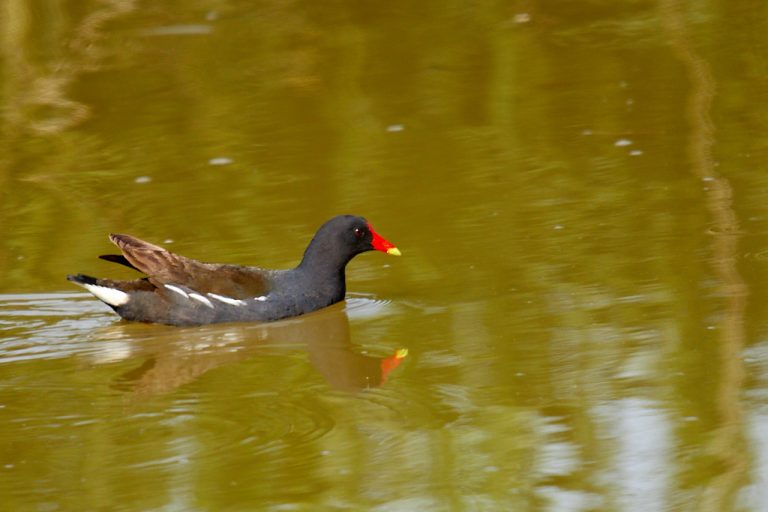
[{"left": 513, "top": 13, "right": 531, "bottom": 23}]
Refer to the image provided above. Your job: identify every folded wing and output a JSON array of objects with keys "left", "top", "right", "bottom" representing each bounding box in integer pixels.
[{"left": 108, "top": 234, "right": 269, "bottom": 299}]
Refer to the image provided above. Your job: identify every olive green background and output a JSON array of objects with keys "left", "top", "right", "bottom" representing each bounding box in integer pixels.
[{"left": 2, "top": 1, "right": 768, "bottom": 511}]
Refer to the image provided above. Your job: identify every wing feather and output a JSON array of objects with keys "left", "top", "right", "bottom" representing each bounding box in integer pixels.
[{"left": 108, "top": 234, "right": 269, "bottom": 299}]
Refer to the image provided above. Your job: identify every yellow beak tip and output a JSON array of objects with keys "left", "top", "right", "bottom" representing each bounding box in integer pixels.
[{"left": 386, "top": 247, "right": 402, "bottom": 256}]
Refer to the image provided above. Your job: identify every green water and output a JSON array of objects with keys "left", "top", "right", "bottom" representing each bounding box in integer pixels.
[{"left": 2, "top": 1, "right": 768, "bottom": 510}]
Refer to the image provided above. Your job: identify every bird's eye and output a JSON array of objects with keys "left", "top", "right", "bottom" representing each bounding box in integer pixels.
[{"left": 353, "top": 227, "right": 365, "bottom": 238}]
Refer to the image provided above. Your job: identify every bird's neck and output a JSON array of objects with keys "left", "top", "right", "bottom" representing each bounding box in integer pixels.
[
  {"left": 297, "top": 237, "right": 353, "bottom": 274},
  {"left": 295, "top": 240, "right": 349, "bottom": 300}
]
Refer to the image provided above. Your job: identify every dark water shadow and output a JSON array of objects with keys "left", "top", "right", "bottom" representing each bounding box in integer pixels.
[{"left": 102, "top": 302, "right": 407, "bottom": 397}]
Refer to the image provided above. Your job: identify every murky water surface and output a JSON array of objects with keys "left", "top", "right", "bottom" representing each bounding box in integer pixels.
[{"left": 2, "top": 1, "right": 768, "bottom": 511}]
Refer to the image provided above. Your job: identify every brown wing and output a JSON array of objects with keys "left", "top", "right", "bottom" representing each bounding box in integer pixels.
[{"left": 108, "top": 234, "right": 270, "bottom": 299}]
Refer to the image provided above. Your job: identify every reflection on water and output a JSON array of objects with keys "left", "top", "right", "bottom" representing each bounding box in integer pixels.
[
  {"left": 108, "top": 303, "right": 407, "bottom": 395},
  {"left": 6, "top": 289, "right": 768, "bottom": 510},
  {"left": 0, "top": 294, "right": 406, "bottom": 393},
  {"left": 0, "top": 293, "right": 412, "bottom": 510}
]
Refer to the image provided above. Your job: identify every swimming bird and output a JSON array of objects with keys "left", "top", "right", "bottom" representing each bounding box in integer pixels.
[{"left": 67, "top": 215, "right": 400, "bottom": 326}]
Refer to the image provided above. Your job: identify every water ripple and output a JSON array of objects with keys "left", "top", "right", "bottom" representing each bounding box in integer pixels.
[{"left": 0, "top": 292, "right": 114, "bottom": 363}]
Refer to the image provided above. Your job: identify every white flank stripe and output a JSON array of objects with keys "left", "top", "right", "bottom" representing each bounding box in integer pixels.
[
  {"left": 164, "top": 284, "right": 189, "bottom": 298},
  {"left": 83, "top": 284, "right": 130, "bottom": 306},
  {"left": 208, "top": 293, "right": 246, "bottom": 306},
  {"left": 189, "top": 293, "right": 214, "bottom": 308},
  {"left": 254, "top": 295, "right": 268, "bottom": 302}
]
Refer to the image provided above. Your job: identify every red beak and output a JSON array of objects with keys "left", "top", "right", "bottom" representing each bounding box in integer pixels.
[{"left": 368, "top": 223, "right": 401, "bottom": 256}]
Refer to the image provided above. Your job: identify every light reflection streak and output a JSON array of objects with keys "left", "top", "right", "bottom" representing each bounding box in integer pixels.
[{"left": 594, "top": 398, "right": 673, "bottom": 511}]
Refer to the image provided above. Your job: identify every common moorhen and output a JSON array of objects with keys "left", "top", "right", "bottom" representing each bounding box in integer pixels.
[{"left": 67, "top": 215, "right": 400, "bottom": 326}]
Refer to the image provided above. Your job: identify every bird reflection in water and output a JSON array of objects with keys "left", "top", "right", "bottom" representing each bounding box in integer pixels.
[{"left": 100, "top": 302, "right": 407, "bottom": 396}]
